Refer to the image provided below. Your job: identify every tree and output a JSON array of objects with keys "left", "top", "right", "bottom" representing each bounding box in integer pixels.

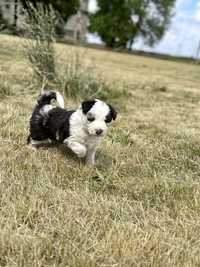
[
  {"left": 14, "top": 0, "right": 18, "bottom": 28},
  {"left": 0, "top": 7, "right": 8, "bottom": 31},
  {"left": 20, "top": 0, "right": 80, "bottom": 22},
  {"left": 89, "top": 0, "right": 176, "bottom": 49}
]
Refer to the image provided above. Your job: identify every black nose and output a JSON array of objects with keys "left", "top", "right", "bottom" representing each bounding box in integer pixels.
[{"left": 96, "top": 129, "right": 103, "bottom": 136}]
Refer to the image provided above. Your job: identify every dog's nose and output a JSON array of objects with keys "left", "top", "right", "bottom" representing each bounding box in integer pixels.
[{"left": 96, "top": 129, "right": 103, "bottom": 136}]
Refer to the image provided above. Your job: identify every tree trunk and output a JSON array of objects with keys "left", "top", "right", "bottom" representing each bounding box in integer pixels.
[
  {"left": 109, "top": 37, "right": 116, "bottom": 48},
  {"left": 14, "top": 0, "right": 18, "bottom": 29},
  {"left": 128, "top": 38, "right": 134, "bottom": 51}
]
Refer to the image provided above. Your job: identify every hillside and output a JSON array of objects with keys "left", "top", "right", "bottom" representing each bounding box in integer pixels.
[{"left": 1, "top": 35, "right": 200, "bottom": 266}]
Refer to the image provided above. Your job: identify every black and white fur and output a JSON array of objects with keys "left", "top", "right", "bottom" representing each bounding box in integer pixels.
[{"left": 27, "top": 90, "right": 117, "bottom": 165}]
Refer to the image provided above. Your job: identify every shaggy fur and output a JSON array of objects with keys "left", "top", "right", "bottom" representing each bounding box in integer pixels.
[{"left": 27, "top": 91, "right": 117, "bottom": 165}]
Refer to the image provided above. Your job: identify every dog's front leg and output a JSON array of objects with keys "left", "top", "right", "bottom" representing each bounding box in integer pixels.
[
  {"left": 86, "top": 148, "right": 96, "bottom": 165},
  {"left": 64, "top": 139, "right": 86, "bottom": 158}
]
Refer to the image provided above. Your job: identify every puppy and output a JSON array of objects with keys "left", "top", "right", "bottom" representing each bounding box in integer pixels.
[{"left": 27, "top": 90, "right": 117, "bottom": 165}]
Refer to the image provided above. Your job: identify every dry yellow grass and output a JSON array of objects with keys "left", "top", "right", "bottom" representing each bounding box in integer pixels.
[{"left": 1, "top": 35, "right": 200, "bottom": 266}]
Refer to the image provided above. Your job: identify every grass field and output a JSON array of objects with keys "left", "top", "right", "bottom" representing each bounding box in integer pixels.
[{"left": 1, "top": 34, "right": 200, "bottom": 266}]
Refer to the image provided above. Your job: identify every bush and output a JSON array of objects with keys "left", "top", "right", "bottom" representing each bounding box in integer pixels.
[
  {"left": 57, "top": 53, "right": 106, "bottom": 99},
  {"left": 23, "top": 3, "right": 56, "bottom": 85},
  {"left": 57, "top": 52, "right": 129, "bottom": 101}
]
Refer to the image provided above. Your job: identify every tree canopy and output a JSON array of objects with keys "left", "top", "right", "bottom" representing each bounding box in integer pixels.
[{"left": 89, "top": 0, "right": 176, "bottom": 49}]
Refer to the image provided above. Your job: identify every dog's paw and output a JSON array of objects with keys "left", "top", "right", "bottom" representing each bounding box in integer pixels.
[
  {"left": 65, "top": 140, "right": 87, "bottom": 158},
  {"left": 70, "top": 143, "right": 87, "bottom": 158},
  {"left": 76, "top": 146, "right": 87, "bottom": 158}
]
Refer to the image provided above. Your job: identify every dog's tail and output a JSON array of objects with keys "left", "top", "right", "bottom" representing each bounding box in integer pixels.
[{"left": 37, "top": 90, "right": 64, "bottom": 108}]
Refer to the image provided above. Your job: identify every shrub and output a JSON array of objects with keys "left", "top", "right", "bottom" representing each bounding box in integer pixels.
[
  {"left": 23, "top": 3, "right": 56, "bottom": 86},
  {"left": 58, "top": 52, "right": 129, "bottom": 101},
  {"left": 58, "top": 53, "right": 105, "bottom": 99}
]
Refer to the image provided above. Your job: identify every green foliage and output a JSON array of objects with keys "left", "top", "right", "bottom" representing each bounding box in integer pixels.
[
  {"left": 20, "top": 0, "right": 80, "bottom": 22},
  {"left": 90, "top": 0, "right": 176, "bottom": 49}
]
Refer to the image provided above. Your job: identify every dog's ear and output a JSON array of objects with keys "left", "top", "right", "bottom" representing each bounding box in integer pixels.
[
  {"left": 82, "top": 100, "right": 96, "bottom": 114},
  {"left": 108, "top": 104, "right": 117, "bottom": 121}
]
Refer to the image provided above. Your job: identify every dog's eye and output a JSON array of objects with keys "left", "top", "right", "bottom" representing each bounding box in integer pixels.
[
  {"left": 88, "top": 117, "right": 95, "bottom": 122},
  {"left": 105, "top": 118, "right": 112, "bottom": 123}
]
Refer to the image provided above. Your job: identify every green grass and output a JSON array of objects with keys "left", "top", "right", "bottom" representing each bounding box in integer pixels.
[{"left": 1, "top": 34, "right": 200, "bottom": 266}]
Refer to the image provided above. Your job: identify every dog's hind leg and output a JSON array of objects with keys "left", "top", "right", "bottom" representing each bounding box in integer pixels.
[{"left": 27, "top": 138, "right": 52, "bottom": 150}]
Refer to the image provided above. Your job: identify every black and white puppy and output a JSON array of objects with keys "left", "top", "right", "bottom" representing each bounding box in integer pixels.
[{"left": 27, "top": 90, "right": 117, "bottom": 165}]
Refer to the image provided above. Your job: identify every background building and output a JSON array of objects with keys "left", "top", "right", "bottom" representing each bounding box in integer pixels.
[
  {"left": 0, "top": 0, "right": 25, "bottom": 29},
  {"left": 64, "top": 0, "right": 89, "bottom": 43}
]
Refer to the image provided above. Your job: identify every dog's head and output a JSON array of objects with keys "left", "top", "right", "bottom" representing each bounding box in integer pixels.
[{"left": 81, "top": 99, "right": 117, "bottom": 136}]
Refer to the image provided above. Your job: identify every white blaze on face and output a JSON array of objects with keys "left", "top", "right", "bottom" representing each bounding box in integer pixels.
[{"left": 86, "top": 100, "right": 110, "bottom": 136}]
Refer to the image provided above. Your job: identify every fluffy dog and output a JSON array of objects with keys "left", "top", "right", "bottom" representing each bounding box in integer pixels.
[{"left": 27, "top": 90, "right": 117, "bottom": 165}]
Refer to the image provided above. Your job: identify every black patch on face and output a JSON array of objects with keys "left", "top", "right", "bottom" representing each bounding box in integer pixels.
[
  {"left": 107, "top": 104, "right": 117, "bottom": 121},
  {"left": 81, "top": 100, "right": 96, "bottom": 114},
  {"left": 105, "top": 113, "right": 112, "bottom": 123}
]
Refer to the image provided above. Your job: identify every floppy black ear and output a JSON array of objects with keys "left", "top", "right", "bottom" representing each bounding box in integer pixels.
[
  {"left": 37, "top": 91, "right": 56, "bottom": 105},
  {"left": 108, "top": 104, "right": 117, "bottom": 121},
  {"left": 82, "top": 100, "right": 96, "bottom": 114}
]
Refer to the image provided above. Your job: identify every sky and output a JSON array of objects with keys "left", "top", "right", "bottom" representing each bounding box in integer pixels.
[{"left": 87, "top": 0, "right": 200, "bottom": 58}]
